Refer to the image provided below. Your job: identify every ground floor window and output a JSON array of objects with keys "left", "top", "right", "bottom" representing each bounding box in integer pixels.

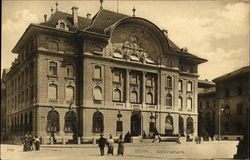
[
  {"left": 64, "top": 111, "right": 76, "bottom": 133},
  {"left": 186, "top": 117, "right": 194, "bottom": 134},
  {"left": 165, "top": 115, "right": 174, "bottom": 135},
  {"left": 92, "top": 111, "right": 104, "bottom": 133},
  {"left": 47, "top": 110, "right": 60, "bottom": 133}
]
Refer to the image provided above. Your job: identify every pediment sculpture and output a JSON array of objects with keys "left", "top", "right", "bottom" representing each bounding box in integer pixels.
[{"left": 111, "top": 35, "right": 154, "bottom": 64}]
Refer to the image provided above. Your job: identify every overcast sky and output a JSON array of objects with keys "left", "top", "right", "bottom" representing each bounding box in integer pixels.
[{"left": 1, "top": 0, "right": 249, "bottom": 80}]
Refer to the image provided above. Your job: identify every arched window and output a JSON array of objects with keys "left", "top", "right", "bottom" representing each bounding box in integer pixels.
[
  {"left": 64, "top": 111, "right": 76, "bottom": 133},
  {"left": 60, "top": 22, "right": 65, "bottom": 29},
  {"left": 187, "top": 81, "right": 192, "bottom": 92},
  {"left": 167, "top": 59, "right": 174, "bottom": 67},
  {"left": 187, "top": 98, "right": 192, "bottom": 110},
  {"left": 224, "top": 105, "right": 230, "bottom": 115},
  {"left": 146, "top": 92, "right": 153, "bottom": 104},
  {"left": 66, "top": 85, "right": 74, "bottom": 102},
  {"left": 179, "top": 116, "right": 184, "bottom": 135},
  {"left": 47, "top": 40, "right": 59, "bottom": 51},
  {"left": 166, "top": 94, "right": 172, "bottom": 106},
  {"left": 165, "top": 115, "right": 174, "bottom": 135},
  {"left": 48, "top": 84, "right": 58, "bottom": 100},
  {"left": 47, "top": 110, "right": 60, "bottom": 133},
  {"left": 92, "top": 111, "right": 104, "bottom": 133},
  {"left": 113, "top": 89, "right": 121, "bottom": 102},
  {"left": 93, "top": 86, "right": 103, "bottom": 101},
  {"left": 186, "top": 117, "right": 194, "bottom": 134},
  {"left": 130, "top": 91, "right": 138, "bottom": 103},
  {"left": 166, "top": 76, "right": 172, "bottom": 88},
  {"left": 178, "top": 97, "right": 183, "bottom": 110}
]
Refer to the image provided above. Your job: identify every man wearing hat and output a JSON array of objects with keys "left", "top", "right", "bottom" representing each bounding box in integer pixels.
[{"left": 98, "top": 134, "right": 106, "bottom": 156}]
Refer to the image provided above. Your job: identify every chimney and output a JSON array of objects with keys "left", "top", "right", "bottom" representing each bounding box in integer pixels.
[
  {"left": 162, "top": 29, "right": 168, "bottom": 37},
  {"left": 44, "top": 14, "right": 47, "bottom": 22},
  {"left": 71, "top": 7, "right": 78, "bottom": 27},
  {"left": 86, "top": 13, "right": 91, "bottom": 19}
]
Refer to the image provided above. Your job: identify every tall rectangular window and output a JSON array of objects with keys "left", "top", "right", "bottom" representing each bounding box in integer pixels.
[
  {"left": 131, "top": 73, "right": 137, "bottom": 84},
  {"left": 49, "top": 61, "right": 57, "bottom": 76},
  {"left": 113, "top": 70, "right": 121, "bottom": 82},
  {"left": 187, "top": 81, "right": 192, "bottom": 92},
  {"left": 146, "top": 75, "right": 153, "bottom": 86},
  {"left": 178, "top": 97, "right": 183, "bottom": 110},
  {"left": 48, "top": 84, "right": 58, "bottom": 100},
  {"left": 66, "top": 86, "right": 74, "bottom": 102},
  {"left": 149, "top": 122, "right": 155, "bottom": 132},
  {"left": 166, "top": 76, "right": 172, "bottom": 88},
  {"left": 178, "top": 80, "right": 183, "bottom": 91},
  {"left": 116, "top": 121, "right": 123, "bottom": 132},
  {"left": 66, "top": 65, "right": 74, "bottom": 78},
  {"left": 94, "top": 65, "right": 101, "bottom": 79}
]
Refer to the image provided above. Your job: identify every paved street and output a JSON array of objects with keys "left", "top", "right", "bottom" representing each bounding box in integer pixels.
[{"left": 1, "top": 141, "right": 238, "bottom": 160}]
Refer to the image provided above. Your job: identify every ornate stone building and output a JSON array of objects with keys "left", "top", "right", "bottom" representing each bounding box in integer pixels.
[{"left": 2, "top": 5, "right": 207, "bottom": 142}]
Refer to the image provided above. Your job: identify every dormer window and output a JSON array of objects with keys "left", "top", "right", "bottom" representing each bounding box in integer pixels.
[
  {"left": 60, "top": 22, "right": 65, "bottom": 29},
  {"left": 56, "top": 19, "right": 69, "bottom": 31}
]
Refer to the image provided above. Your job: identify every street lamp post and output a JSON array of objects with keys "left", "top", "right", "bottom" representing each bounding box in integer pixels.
[{"left": 218, "top": 103, "right": 224, "bottom": 141}]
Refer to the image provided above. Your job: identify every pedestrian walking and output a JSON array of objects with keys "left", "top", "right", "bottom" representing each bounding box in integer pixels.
[
  {"left": 23, "top": 135, "right": 29, "bottom": 152},
  {"left": 98, "top": 134, "right": 106, "bottom": 156},
  {"left": 35, "top": 136, "right": 40, "bottom": 151},
  {"left": 117, "top": 135, "right": 124, "bottom": 156},
  {"left": 28, "top": 134, "right": 33, "bottom": 151},
  {"left": 106, "top": 134, "right": 114, "bottom": 155}
]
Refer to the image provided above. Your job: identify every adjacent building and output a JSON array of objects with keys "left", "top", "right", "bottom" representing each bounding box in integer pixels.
[
  {"left": 2, "top": 5, "right": 207, "bottom": 143},
  {"left": 198, "top": 80, "right": 216, "bottom": 138},
  {"left": 214, "top": 66, "right": 249, "bottom": 140}
]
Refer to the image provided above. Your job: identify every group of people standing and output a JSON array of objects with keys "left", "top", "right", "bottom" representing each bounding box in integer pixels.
[
  {"left": 98, "top": 134, "right": 125, "bottom": 156},
  {"left": 22, "top": 134, "right": 40, "bottom": 152}
]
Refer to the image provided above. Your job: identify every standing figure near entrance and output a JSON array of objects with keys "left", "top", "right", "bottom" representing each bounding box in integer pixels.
[
  {"left": 117, "top": 134, "right": 125, "bottom": 156},
  {"left": 98, "top": 134, "right": 106, "bottom": 156},
  {"left": 107, "top": 134, "right": 114, "bottom": 155},
  {"left": 152, "top": 127, "right": 161, "bottom": 143}
]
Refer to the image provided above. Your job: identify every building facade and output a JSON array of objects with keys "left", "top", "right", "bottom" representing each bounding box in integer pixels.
[
  {"left": 198, "top": 80, "right": 216, "bottom": 138},
  {"left": 213, "top": 66, "right": 249, "bottom": 140},
  {"left": 2, "top": 6, "right": 207, "bottom": 142}
]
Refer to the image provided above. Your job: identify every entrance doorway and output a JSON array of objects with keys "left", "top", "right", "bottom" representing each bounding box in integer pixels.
[{"left": 131, "top": 114, "right": 142, "bottom": 136}]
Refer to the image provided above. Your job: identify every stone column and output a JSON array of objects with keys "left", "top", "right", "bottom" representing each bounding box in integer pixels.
[{"left": 125, "top": 69, "right": 130, "bottom": 108}]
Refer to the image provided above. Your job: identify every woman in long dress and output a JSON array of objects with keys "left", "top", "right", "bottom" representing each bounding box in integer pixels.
[
  {"left": 117, "top": 135, "right": 124, "bottom": 156},
  {"left": 107, "top": 135, "right": 114, "bottom": 155}
]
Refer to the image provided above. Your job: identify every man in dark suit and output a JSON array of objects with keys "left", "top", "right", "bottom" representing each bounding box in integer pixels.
[{"left": 98, "top": 134, "right": 106, "bottom": 156}]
